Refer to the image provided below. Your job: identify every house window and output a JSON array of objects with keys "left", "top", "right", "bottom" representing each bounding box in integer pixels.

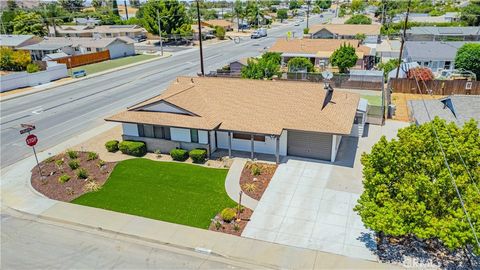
[
  {"left": 444, "top": 61, "right": 451, "bottom": 69},
  {"left": 233, "top": 133, "right": 265, "bottom": 142},
  {"left": 86, "top": 47, "right": 91, "bottom": 52},
  {"left": 137, "top": 124, "right": 144, "bottom": 137},
  {"left": 143, "top": 125, "right": 154, "bottom": 138},
  {"left": 153, "top": 126, "right": 171, "bottom": 140},
  {"left": 106, "top": 33, "right": 112, "bottom": 37},
  {"left": 190, "top": 129, "right": 199, "bottom": 143},
  {"left": 96, "top": 48, "right": 101, "bottom": 52},
  {"left": 354, "top": 114, "right": 363, "bottom": 124}
]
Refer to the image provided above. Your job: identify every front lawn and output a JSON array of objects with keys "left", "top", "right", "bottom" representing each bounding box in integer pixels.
[
  {"left": 71, "top": 54, "right": 158, "bottom": 75},
  {"left": 72, "top": 159, "right": 236, "bottom": 229}
]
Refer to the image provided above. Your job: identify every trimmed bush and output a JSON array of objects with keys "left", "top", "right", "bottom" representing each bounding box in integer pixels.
[
  {"left": 66, "top": 149, "right": 78, "bottom": 159},
  {"left": 170, "top": 148, "right": 188, "bottom": 161},
  {"left": 58, "top": 174, "right": 71, "bottom": 183},
  {"left": 76, "top": 168, "right": 88, "bottom": 179},
  {"left": 105, "top": 140, "right": 119, "bottom": 152},
  {"left": 68, "top": 159, "right": 80, "bottom": 170},
  {"left": 251, "top": 164, "right": 262, "bottom": 176},
  {"left": 118, "top": 141, "right": 147, "bottom": 157},
  {"left": 220, "top": 208, "right": 236, "bottom": 222},
  {"left": 87, "top": 151, "right": 98, "bottom": 161},
  {"left": 189, "top": 148, "right": 207, "bottom": 163}
]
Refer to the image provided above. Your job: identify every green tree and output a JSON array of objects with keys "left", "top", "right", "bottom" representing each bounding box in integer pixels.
[
  {"left": 277, "top": 9, "right": 288, "bottom": 22},
  {"left": 12, "top": 11, "right": 47, "bottom": 36},
  {"left": 112, "top": 0, "right": 120, "bottom": 16},
  {"left": 354, "top": 33, "right": 366, "bottom": 42},
  {"left": 0, "top": 47, "right": 32, "bottom": 71},
  {"left": 40, "top": 2, "right": 64, "bottom": 37},
  {"left": 455, "top": 43, "right": 480, "bottom": 79},
  {"left": 460, "top": 2, "right": 480, "bottom": 26},
  {"left": 214, "top": 26, "right": 225, "bottom": 40},
  {"left": 241, "top": 52, "right": 281, "bottom": 79},
  {"left": 91, "top": 0, "right": 103, "bottom": 9},
  {"left": 312, "top": 6, "right": 321, "bottom": 14},
  {"left": 58, "top": 0, "right": 85, "bottom": 12},
  {"left": 330, "top": 43, "right": 358, "bottom": 73},
  {"left": 315, "top": 0, "right": 332, "bottom": 10},
  {"left": 245, "top": 1, "right": 263, "bottom": 27},
  {"left": 350, "top": 0, "right": 365, "bottom": 13},
  {"left": 289, "top": 0, "right": 301, "bottom": 10},
  {"left": 355, "top": 118, "right": 480, "bottom": 255},
  {"left": 377, "top": 58, "right": 399, "bottom": 80},
  {"left": 234, "top": 0, "right": 244, "bottom": 32},
  {"left": 345, "top": 14, "right": 372, "bottom": 24},
  {"left": 141, "top": 0, "right": 190, "bottom": 37},
  {"left": 287, "top": 57, "right": 314, "bottom": 72},
  {"left": 130, "top": 0, "right": 141, "bottom": 8}
]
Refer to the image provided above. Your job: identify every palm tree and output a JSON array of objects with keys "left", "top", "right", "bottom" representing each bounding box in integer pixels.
[
  {"left": 234, "top": 0, "right": 244, "bottom": 32},
  {"left": 42, "top": 2, "right": 63, "bottom": 37}
]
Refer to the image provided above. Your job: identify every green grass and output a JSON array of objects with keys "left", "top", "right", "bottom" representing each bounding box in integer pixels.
[
  {"left": 71, "top": 54, "right": 158, "bottom": 75},
  {"left": 361, "top": 95, "right": 383, "bottom": 106},
  {"left": 72, "top": 159, "right": 236, "bottom": 229}
]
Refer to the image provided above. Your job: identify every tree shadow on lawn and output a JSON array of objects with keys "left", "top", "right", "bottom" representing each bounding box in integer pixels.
[{"left": 358, "top": 232, "right": 479, "bottom": 270}]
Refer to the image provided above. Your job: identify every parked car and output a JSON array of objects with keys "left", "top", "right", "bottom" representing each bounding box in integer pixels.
[
  {"left": 251, "top": 28, "right": 267, "bottom": 39},
  {"left": 294, "top": 22, "right": 300, "bottom": 26}
]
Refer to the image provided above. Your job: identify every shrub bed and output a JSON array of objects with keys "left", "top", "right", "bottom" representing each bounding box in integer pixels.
[
  {"left": 170, "top": 148, "right": 188, "bottom": 161},
  {"left": 118, "top": 141, "right": 146, "bottom": 157},
  {"left": 189, "top": 148, "right": 207, "bottom": 163}
]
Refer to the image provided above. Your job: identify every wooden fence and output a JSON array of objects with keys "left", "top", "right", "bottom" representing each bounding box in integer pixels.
[
  {"left": 390, "top": 78, "right": 480, "bottom": 95},
  {"left": 55, "top": 50, "right": 110, "bottom": 68}
]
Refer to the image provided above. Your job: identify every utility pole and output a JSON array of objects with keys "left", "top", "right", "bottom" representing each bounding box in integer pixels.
[
  {"left": 395, "top": 0, "right": 411, "bottom": 79},
  {"left": 124, "top": 0, "right": 129, "bottom": 20},
  {"left": 306, "top": 0, "right": 310, "bottom": 29},
  {"left": 156, "top": 9, "right": 163, "bottom": 56},
  {"left": 196, "top": 0, "right": 204, "bottom": 76}
]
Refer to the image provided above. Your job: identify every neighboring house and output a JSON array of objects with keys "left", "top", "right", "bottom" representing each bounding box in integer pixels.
[
  {"left": 202, "top": 19, "right": 234, "bottom": 31},
  {"left": 74, "top": 17, "right": 101, "bottom": 25},
  {"left": 191, "top": 25, "right": 214, "bottom": 40},
  {"left": 408, "top": 95, "right": 480, "bottom": 128},
  {"left": 376, "top": 39, "right": 401, "bottom": 63},
  {"left": 19, "top": 36, "right": 135, "bottom": 60},
  {"left": 308, "top": 24, "right": 381, "bottom": 44},
  {"left": 269, "top": 38, "right": 375, "bottom": 70},
  {"left": 49, "top": 25, "right": 147, "bottom": 41},
  {"left": 394, "top": 12, "right": 460, "bottom": 24},
  {"left": 406, "top": 27, "right": 480, "bottom": 41},
  {"left": 0, "top": 34, "right": 41, "bottom": 49},
  {"left": 106, "top": 77, "right": 367, "bottom": 162},
  {"left": 403, "top": 41, "right": 479, "bottom": 72},
  {"left": 228, "top": 58, "right": 250, "bottom": 75}
]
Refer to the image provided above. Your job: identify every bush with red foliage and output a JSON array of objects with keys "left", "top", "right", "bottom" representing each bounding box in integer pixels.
[{"left": 407, "top": 67, "right": 434, "bottom": 81}]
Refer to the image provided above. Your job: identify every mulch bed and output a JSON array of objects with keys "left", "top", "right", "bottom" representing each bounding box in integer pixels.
[
  {"left": 31, "top": 151, "right": 116, "bottom": 202},
  {"left": 239, "top": 162, "right": 278, "bottom": 200},
  {"left": 208, "top": 207, "right": 253, "bottom": 236}
]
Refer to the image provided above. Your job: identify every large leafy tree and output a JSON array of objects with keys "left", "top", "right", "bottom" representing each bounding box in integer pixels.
[
  {"left": 455, "top": 43, "right": 480, "bottom": 79},
  {"left": 12, "top": 11, "right": 47, "bottom": 36},
  {"left": 345, "top": 14, "right": 372, "bottom": 24},
  {"left": 329, "top": 43, "right": 358, "bottom": 73},
  {"left": 0, "top": 47, "right": 32, "bottom": 71},
  {"left": 355, "top": 118, "right": 480, "bottom": 255},
  {"left": 460, "top": 1, "right": 480, "bottom": 26},
  {"left": 287, "top": 57, "right": 314, "bottom": 72},
  {"left": 350, "top": 0, "right": 365, "bottom": 13},
  {"left": 140, "top": 0, "right": 190, "bottom": 37},
  {"left": 315, "top": 0, "right": 332, "bottom": 10},
  {"left": 1, "top": 0, "right": 19, "bottom": 34},
  {"left": 40, "top": 2, "right": 64, "bottom": 37},
  {"left": 277, "top": 9, "right": 288, "bottom": 22},
  {"left": 58, "top": 0, "right": 85, "bottom": 13},
  {"left": 234, "top": 0, "right": 245, "bottom": 31},
  {"left": 241, "top": 52, "right": 281, "bottom": 79}
]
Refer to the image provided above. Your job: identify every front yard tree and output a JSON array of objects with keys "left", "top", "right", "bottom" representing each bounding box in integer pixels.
[
  {"left": 345, "top": 14, "right": 372, "bottom": 24},
  {"left": 58, "top": 0, "right": 85, "bottom": 12},
  {"left": 329, "top": 43, "right": 358, "bottom": 73},
  {"left": 455, "top": 43, "right": 480, "bottom": 79},
  {"left": 241, "top": 52, "right": 281, "bottom": 79},
  {"left": 355, "top": 118, "right": 480, "bottom": 256},
  {"left": 277, "top": 9, "right": 288, "bottom": 22},
  {"left": 141, "top": 0, "right": 190, "bottom": 37},
  {"left": 12, "top": 11, "right": 47, "bottom": 36},
  {"left": 287, "top": 57, "right": 314, "bottom": 72}
]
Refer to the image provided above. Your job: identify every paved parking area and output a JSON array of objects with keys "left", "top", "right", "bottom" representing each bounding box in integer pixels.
[{"left": 242, "top": 121, "right": 409, "bottom": 261}]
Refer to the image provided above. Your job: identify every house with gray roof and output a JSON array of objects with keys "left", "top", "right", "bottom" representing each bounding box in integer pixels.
[
  {"left": 403, "top": 41, "right": 480, "bottom": 72},
  {"left": 0, "top": 34, "right": 41, "bottom": 49},
  {"left": 406, "top": 26, "right": 480, "bottom": 41},
  {"left": 408, "top": 95, "right": 480, "bottom": 127}
]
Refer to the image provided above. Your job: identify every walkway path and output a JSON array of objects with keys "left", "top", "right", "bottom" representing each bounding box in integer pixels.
[{"left": 224, "top": 159, "right": 259, "bottom": 210}]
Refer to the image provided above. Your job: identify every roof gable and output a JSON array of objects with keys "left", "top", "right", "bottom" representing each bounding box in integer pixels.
[{"left": 135, "top": 100, "right": 197, "bottom": 116}]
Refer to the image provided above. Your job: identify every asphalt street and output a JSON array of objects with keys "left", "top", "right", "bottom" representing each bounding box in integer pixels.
[
  {"left": 0, "top": 210, "right": 257, "bottom": 269},
  {"left": 0, "top": 15, "right": 332, "bottom": 169}
]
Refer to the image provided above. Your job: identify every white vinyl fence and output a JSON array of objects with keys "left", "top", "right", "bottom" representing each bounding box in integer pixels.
[{"left": 0, "top": 63, "right": 68, "bottom": 92}]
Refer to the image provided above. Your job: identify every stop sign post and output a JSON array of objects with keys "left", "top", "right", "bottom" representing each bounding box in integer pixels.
[{"left": 25, "top": 132, "right": 43, "bottom": 178}]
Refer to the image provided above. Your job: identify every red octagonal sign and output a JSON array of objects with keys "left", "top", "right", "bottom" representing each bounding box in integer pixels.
[{"left": 26, "top": 134, "right": 38, "bottom": 147}]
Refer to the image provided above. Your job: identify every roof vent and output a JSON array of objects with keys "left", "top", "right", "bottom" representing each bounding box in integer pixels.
[{"left": 191, "top": 78, "right": 194, "bottom": 83}]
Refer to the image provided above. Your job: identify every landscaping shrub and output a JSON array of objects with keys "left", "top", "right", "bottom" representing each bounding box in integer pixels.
[
  {"left": 26, "top": 63, "right": 40, "bottom": 73},
  {"left": 66, "top": 149, "right": 78, "bottom": 159},
  {"left": 76, "top": 168, "right": 89, "bottom": 179},
  {"left": 55, "top": 159, "right": 64, "bottom": 169},
  {"left": 105, "top": 140, "right": 119, "bottom": 152},
  {"left": 251, "top": 164, "right": 262, "bottom": 176},
  {"left": 233, "top": 223, "right": 240, "bottom": 232},
  {"left": 118, "top": 141, "right": 147, "bottom": 157},
  {"left": 87, "top": 151, "right": 99, "bottom": 161},
  {"left": 170, "top": 148, "right": 188, "bottom": 161},
  {"left": 97, "top": 160, "right": 106, "bottom": 168},
  {"left": 68, "top": 159, "right": 80, "bottom": 170},
  {"left": 84, "top": 180, "right": 101, "bottom": 192},
  {"left": 220, "top": 208, "right": 236, "bottom": 222},
  {"left": 243, "top": 183, "right": 257, "bottom": 192},
  {"left": 58, "top": 174, "right": 71, "bottom": 183},
  {"left": 189, "top": 148, "right": 207, "bottom": 163}
]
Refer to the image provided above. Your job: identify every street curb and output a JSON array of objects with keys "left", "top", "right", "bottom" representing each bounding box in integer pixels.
[{"left": 0, "top": 53, "right": 172, "bottom": 102}]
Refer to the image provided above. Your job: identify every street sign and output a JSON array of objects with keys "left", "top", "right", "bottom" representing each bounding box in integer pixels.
[
  {"left": 20, "top": 127, "right": 35, "bottom": 134},
  {"left": 20, "top": 123, "right": 36, "bottom": 134},
  {"left": 21, "top": 123, "right": 35, "bottom": 128},
  {"left": 26, "top": 134, "right": 38, "bottom": 147}
]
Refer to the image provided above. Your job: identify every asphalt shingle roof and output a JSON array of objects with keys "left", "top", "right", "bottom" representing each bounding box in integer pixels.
[
  {"left": 0, "top": 34, "right": 35, "bottom": 47},
  {"left": 404, "top": 41, "right": 479, "bottom": 61}
]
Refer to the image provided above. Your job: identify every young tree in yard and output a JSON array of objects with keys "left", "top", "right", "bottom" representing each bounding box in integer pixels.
[
  {"left": 12, "top": 11, "right": 47, "bottom": 36},
  {"left": 377, "top": 58, "right": 399, "bottom": 80},
  {"left": 355, "top": 118, "right": 480, "bottom": 256},
  {"left": 455, "top": 43, "right": 480, "bottom": 79},
  {"left": 288, "top": 57, "right": 314, "bottom": 72},
  {"left": 354, "top": 33, "right": 366, "bottom": 43},
  {"left": 330, "top": 43, "right": 358, "bottom": 73},
  {"left": 141, "top": 0, "right": 190, "bottom": 37},
  {"left": 277, "top": 9, "right": 288, "bottom": 22},
  {"left": 345, "top": 14, "right": 372, "bottom": 24},
  {"left": 241, "top": 52, "right": 281, "bottom": 79},
  {"left": 58, "top": 0, "right": 85, "bottom": 12},
  {"left": 350, "top": 0, "right": 365, "bottom": 13},
  {"left": 460, "top": 1, "right": 480, "bottom": 26}
]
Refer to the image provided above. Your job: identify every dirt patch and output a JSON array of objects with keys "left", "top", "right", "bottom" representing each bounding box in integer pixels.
[
  {"left": 240, "top": 162, "right": 278, "bottom": 200},
  {"left": 391, "top": 93, "right": 444, "bottom": 122},
  {"left": 31, "top": 151, "right": 116, "bottom": 202},
  {"left": 208, "top": 207, "right": 253, "bottom": 236}
]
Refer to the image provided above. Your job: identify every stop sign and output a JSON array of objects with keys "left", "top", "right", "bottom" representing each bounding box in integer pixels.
[{"left": 26, "top": 134, "right": 38, "bottom": 147}]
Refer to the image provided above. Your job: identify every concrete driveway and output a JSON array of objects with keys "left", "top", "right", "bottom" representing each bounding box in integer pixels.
[{"left": 242, "top": 121, "right": 409, "bottom": 261}]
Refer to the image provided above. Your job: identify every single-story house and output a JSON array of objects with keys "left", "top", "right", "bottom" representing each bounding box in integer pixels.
[
  {"left": 406, "top": 26, "right": 480, "bottom": 42},
  {"left": 19, "top": 36, "right": 135, "bottom": 60},
  {"left": 74, "top": 17, "right": 101, "bottom": 25},
  {"left": 49, "top": 24, "right": 147, "bottom": 41},
  {"left": 376, "top": 39, "right": 401, "bottom": 63},
  {"left": 269, "top": 38, "right": 375, "bottom": 70},
  {"left": 403, "top": 41, "right": 480, "bottom": 72},
  {"left": 408, "top": 95, "right": 480, "bottom": 128},
  {"left": 106, "top": 77, "right": 368, "bottom": 162},
  {"left": 308, "top": 24, "right": 381, "bottom": 44},
  {"left": 0, "top": 34, "right": 41, "bottom": 49},
  {"left": 202, "top": 19, "right": 234, "bottom": 31},
  {"left": 394, "top": 12, "right": 460, "bottom": 24}
]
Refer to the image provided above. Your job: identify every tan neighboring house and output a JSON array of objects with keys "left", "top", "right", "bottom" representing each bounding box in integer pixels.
[
  {"left": 106, "top": 77, "right": 368, "bottom": 162},
  {"left": 49, "top": 25, "right": 147, "bottom": 41},
  {"left": 202, "top": 19, "right": 234, "bottom": 31},
  {"left": 308, "top": 24, "right": 381, "bottom": 44},
  {"left": 0, "top": 34, "right": 41, "bottom": 49},
  {"left": 269, "top": 38, "right": 375, "bottom": 70}
]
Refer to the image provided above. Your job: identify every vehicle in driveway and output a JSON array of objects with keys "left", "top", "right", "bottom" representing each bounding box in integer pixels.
[{"left": 251, "top": 28, "right": 267, "bottom": 39}]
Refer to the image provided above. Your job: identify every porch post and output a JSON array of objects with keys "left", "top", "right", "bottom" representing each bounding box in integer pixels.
[
  {"left": 275, "top": 135, "right": 280, "bottom": 164},
  {"left": 228, "top": 131, "right": 232, "bottom": 158},
  {"left": 250, "top": 134, "right": 254, "bottom": 160}
]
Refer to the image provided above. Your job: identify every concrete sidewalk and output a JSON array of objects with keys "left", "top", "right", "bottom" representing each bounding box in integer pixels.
[
  {"left": 1, "top": 124, "right": 401, "bottom": 269},
  {"left": 224, "top": 158, "right": 259, "bottom": 210}
]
